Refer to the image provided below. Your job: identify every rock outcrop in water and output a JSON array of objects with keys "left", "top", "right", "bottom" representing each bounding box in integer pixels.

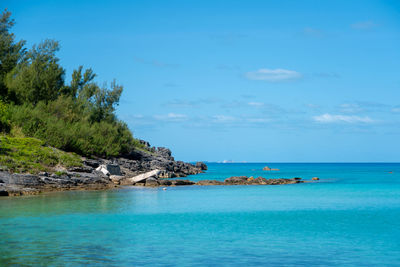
[{"left": 132, "top": 176, "right": 303, "bottom": 187}]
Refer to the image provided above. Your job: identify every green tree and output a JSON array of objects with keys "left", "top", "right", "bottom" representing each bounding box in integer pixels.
[
  {"left": 0, "top": 9, "right": 26, "bottom": 100},
  {"left": 5, "top": 39, "right": 65, "bottom": 104},
  {"left": 61, "top": 65, "right": 96, "bottom": 98}
]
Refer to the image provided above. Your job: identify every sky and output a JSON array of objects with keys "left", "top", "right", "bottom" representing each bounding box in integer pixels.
[{"left": 3, "top": 0, "right": 400, "bottom": 162}]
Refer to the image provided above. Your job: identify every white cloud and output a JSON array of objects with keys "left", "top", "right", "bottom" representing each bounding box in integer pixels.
[
  {"left": 313, "top": 113, "right": 374, "bottom": 123},
  {"left": 306, "top": 103, "right": 320, "bottom": 109},
  {"left": 392, "top": 107, "right": 400, "bottom": 113},
  {"left": 303, "top": 27, "right": 322, "bottom": 37},
  {"left": 339, "top": 103, "right": 364, "bottom": 113},
  {"left": 246, "top": 118, "right": 270, "bottom": 123},
  {"left": 133, "top": 56, "right": 180, "bottom": 68},
  {"left": 212, "top": 115, "right": 237, "bottom": 123},
  {"left": 154, "top": 113, "right": 188, "bottom": 122},
  {"left": 248, "top": 102, "right": 264, "bottom": 107},
  {"left": 245, "top": 68, "right": 302, "bottom": 82},
  {"left": 351, "top": 21, "right": 377, "bottom": 30}
]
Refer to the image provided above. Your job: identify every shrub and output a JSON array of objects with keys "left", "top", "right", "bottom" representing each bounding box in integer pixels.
[
  {"left": 9, "top": 98, "right": 143, "bottom": 157},
  {"left": 0, "top": 136, "right": 82, "bottom": 174},
  {"left": 0, "top": 100, "right": 10, "bottom": 132}
]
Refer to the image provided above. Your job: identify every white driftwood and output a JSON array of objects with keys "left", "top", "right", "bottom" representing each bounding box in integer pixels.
[{"left": 128, "top": 169, "right": 161, "bottom": 183}]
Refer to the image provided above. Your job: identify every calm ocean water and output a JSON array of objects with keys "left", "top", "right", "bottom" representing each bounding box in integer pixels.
[{"left": 1, "top": 163, "right": 400, "bottom": 266}]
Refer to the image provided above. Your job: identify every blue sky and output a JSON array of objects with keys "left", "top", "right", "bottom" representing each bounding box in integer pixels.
[{"left": 3, "top": 0, "right": 400, "bottom": 162}]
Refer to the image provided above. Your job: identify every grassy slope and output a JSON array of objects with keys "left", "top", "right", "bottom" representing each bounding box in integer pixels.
[{"left": 0, "top": 136, "right": 82, "bottom": 174}]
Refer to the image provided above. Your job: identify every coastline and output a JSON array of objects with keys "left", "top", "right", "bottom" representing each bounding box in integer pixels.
[
  {"left": 0, "top": 171, "right": 306, "bottom": 197},
  {"left": 0, "top": 141, "right": 313, "bottom": 197}
]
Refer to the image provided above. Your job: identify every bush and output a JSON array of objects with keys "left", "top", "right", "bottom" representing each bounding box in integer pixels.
[
  {"left": 9, "top": 97, "right": 144, "bottom": 157},
  {"left": 0, "top": 100, "right": 10, "bottom": 132}
]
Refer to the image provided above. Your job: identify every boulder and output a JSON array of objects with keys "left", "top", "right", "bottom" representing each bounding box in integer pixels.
[
  {"left": 106, "top": 164, "right": 121, "bottom": 176},
  {"left": 145, "top": 177, "right": 160, "bottom": 187},
  {"left": 83, "top": 159, "right": 100, "bottom": 168},
  {"left": 195, "top": 162, "right": 208, "bottom": 170}
]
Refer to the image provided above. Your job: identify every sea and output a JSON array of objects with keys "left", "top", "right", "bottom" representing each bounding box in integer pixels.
[{"left": 1, "top": 163, "right": 400, "bottom": 266}]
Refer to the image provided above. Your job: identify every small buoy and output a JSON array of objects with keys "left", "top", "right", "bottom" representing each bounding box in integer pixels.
[
  {"left": 312, "top": 177, "right": 319, "bottom": 181},
  {"left": 162, "top": 187, "right": 167, "bottom": 190},
  {"left": 389, "top": 171, "right": 393, "bottom": 174}
]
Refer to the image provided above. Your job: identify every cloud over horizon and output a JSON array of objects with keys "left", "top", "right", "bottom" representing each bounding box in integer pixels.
[
  {"left": 351, "top": 21, "right": 377, "bottom": 30},
  {"left": 245, "top": 68, "right": 302, "bottom": 82},
  {"left": 154, "top": 113, "right": 188, "bottom": 122},
  {"left": 313, "top": 114, "right": 374, "bottom": 124}
]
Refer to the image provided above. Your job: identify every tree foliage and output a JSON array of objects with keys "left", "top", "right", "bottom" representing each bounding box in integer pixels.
[
  {"left": 5, "top": 39, "right": 65, "bottom": 104},
  {"left": 0, "top": 9, "right": 26, "bottom": 100},
  {"left": 0, "top": 9, "right": 140, "bottom": 158}
]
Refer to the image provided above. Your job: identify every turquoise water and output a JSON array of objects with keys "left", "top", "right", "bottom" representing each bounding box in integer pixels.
[{"left": 1, "top": 163, "right": 400, "bottom": 266}]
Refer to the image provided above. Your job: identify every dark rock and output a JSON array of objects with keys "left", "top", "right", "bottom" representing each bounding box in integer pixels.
[
  {"left": 106, "top": 164, "right": 121, "bottom": 176},
  {"left": 159, "top": 179, "right": 172, "bottom": 186},
  {"left": 171, "top": 179, "right": 195, "bottom": 186},
  {"left": 158, "top": 170, "right": 176, "bottom": 178},
  {"left": 67, "top": 166, "right": 93, "bottom": 173},
  {"left": 196, "top": 180, "right": 224, "bottom": 185},
  {"left": 253, "top": 177, "right": 268, "bottom": 185},
  {"left": 145, "top": 177, "right": 159, "bottom": 187},
  {"left": 0, "top": 172, "right": 45, "bottom": 187},
  {"left": 115, "top": 146, "right": 206, "bottom": 179},
  {"left": 224, "top": 176, "right": 249, "bottom": 185},
  {"left": 157, "top": 147, "right": 173, "bottom": 160},
  {"left": 83, "top": 159, "right": 100, "bottom": 168},
  {"left": 195, "top": 162, "right": 208, "bottom": 170}
]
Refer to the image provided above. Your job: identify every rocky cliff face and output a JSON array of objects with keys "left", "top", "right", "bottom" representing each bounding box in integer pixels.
[{"left": 92, "top": 144, "right": 207, "bottom": 178}]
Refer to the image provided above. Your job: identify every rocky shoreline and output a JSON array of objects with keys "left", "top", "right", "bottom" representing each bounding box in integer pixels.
[{"left": 0, "top": 142, "right": 307, "bottom": 196}]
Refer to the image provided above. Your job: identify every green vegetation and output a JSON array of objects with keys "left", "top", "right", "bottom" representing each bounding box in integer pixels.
[
  {"left": 0, "top": 10, "right": 145, "bottom": 158},
  {"left": 0, "top": 136, "right": 82, "bottom": 174}
]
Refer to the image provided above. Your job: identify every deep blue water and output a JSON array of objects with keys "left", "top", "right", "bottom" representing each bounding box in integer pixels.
[{"left": 1, "top": 163, "right": 400, "bottom": 266}]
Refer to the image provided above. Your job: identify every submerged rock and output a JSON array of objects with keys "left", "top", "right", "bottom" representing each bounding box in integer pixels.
[
  {"left": 171, "top": 180, "right": 195, "bottom": 186},
  {"left": 196, "top": 180, "right": 224, "bottom": 185},
  {"left": 145, "top": 177, "right": 160, "bottom": 187}
]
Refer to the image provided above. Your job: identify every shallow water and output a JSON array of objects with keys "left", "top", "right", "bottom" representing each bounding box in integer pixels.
[{"left": 1, "top": 163, "right": 400, "bottom": 266}]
